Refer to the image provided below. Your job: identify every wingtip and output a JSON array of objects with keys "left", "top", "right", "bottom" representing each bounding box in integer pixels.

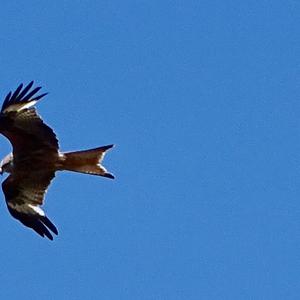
[
  {"left": 42, "top": 216, "right": 59, "bottom": 236},
  {"left": 1, "top": 81, "right": 48, "bottom": 112},
  {"left": 102, "top": 144, "right": 115, "bottom": 151},
  {"left": 32, "top": 92, "right": 48, "bottom": 101},
  {"left": 46, "top": 234, "right": 54, "bottom": 241},
  {"left": 103, "top": 172, "right": 115, "bottom": 179}
]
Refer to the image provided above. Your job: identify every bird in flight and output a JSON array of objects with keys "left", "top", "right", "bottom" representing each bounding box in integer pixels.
[{"left": 0, "top": 82, "right": 114, "bottom": 240}]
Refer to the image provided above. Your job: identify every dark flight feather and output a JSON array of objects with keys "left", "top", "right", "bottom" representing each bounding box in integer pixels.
[
  {"left": 1, "top": 81, "right": 47, "bottom": 112},
  {"left": 7, "top": 207, "right": 58, "bottom": 240},
  {"left": 10, "top": 83, "right": 23, "bottom": 101},
  {"left": 15, "top": 81, "right": 34, "bottom": 102}
]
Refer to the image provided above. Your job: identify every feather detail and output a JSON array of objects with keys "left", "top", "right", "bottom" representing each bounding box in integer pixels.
[{"left": 1, "top": 82, "right": 47, "bottom": 113}]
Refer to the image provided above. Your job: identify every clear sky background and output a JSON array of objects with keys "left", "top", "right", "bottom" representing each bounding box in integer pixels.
[{"left": 0, "top": 1, "right": 299, "bottom": 299}]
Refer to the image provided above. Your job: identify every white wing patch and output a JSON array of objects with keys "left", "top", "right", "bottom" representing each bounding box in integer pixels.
[
  {"left": 7, "top": 202, "right": 45, "bottom": 216},
  {"left": 3, "top": 100, "right": 37, "bottom": 113},
  {"left": 28, "top": 204, "right": 45, "bottom": 216}
]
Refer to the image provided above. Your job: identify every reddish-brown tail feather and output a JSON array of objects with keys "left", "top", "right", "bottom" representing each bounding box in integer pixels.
[{"left": 61, "top": 144, "right": 114, "bottom": 178}]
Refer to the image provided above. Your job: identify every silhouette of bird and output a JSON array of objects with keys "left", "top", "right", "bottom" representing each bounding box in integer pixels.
[{"left": 0, "top": 82, "right": 114, "bottom": 240}]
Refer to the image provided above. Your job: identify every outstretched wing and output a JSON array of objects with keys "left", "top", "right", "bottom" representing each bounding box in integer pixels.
[
  {"left": 0, "top": 81, "right": 59, "bottom": 165},
  {"left": 2, "top": 171, "right": 58, "bottom": 240}
]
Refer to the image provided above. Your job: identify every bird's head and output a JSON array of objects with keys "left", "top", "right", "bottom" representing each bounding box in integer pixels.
[{"left": 0, "top": 152, "right": 13, "bottom": 175}]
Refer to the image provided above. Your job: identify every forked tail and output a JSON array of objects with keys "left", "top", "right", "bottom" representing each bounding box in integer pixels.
[{"left": 61, "top": 144, "right": 114, "bottom": 179}]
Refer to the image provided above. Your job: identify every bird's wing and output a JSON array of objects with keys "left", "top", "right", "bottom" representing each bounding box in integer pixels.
[
  {"left": 0, "top": 82, "right": 59, "bottom": 165},
  {"left": 2, "top": 171, "right": 58, "bottom": 240}
]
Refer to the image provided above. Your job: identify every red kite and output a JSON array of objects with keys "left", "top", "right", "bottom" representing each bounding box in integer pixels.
[{"left": 0, "top": 82, "right": 114, "bottom": 240}]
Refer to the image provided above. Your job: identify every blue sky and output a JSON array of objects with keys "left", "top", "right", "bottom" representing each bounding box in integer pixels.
[{"left": 0, "top": 1, "right": 299, "bottom": 299}]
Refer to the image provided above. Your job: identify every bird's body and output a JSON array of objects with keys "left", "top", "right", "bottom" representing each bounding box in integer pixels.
[{"left": 0, "top": 82, "right": 114, "bottom": 240}]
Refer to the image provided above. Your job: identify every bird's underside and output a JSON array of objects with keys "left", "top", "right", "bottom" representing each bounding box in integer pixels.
[{"left": 0, "top": 82, "right": 114, "bottom": 240}]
